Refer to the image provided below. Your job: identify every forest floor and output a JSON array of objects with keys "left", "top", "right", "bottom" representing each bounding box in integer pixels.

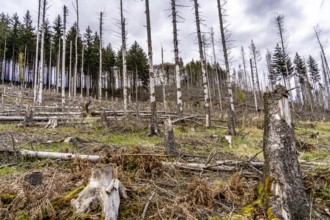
[{"left": 0, "top": 85, "right": 329, "bottom": 220}]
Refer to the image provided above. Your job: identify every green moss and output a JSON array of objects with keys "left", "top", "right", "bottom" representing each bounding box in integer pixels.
[{"left": 52, "top": 185, "right": 85, "bottom": 211}]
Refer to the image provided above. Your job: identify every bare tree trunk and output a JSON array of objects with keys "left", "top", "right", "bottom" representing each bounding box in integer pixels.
[
  {"left": 34, "top": 0, "right": 41, "bottom": 103},
  {"left": 145, "top": 0, "right": 159, "bottom": 136},
  {"left": 62, "top": 6, "right": 68, "bottom": 104},
  {"left": 321, "top": 53, "right": 329, "bottom": 110},
  {"left": 98, "top": 12, "right": 103, "bottom": 100},
  {"left": 37, "top": 0, "right": 47, "bottom": 103},
  {"left": 56, "top": 38, "right": 61, "bottom": 94},
  {"left": 73, "top": 0, "right": 79, "bottom": 98},
  {"left": 211, "top": 28, "right": 223, "bottom": 111},
  {"left": 80, "top": 43, "right": 85, "bottom": 98},
  {"left": 161, "top": 47, "right": 167, "bottom": 114},
  {"left": 69, "top": 40, "right": 72, "bottom": 98},
  {"left": 193, "top": 0, "right": 211, "bottom": 128},
  {"left": 2, "top": 36, "right": 6, "bottom": 84},
  {"left": 48, "top": 38, "right": 52, "bottom": 91},
  {"left": 217, "top": 0, "right": 236, "bottom": 135},
  {"left": 314, "top": 26, "right": 330, "bottom": 77},
  {"left": 250, "top": 59, "right": 258, "bottom": 111},
  {"left": 121, "top": 0, "right": 128, "bottom": 113},
  {"left": 263, "top": 85, "right": 310, "bottom": 220},
  {"left": 164, "top": 119, "right": 177, "bottom": 157},
  {"left": 250, "top": 40, "right": 262, "bottom": 101},
  {"left": 171, "top": 0, "right": 183, "bottom": 117}
]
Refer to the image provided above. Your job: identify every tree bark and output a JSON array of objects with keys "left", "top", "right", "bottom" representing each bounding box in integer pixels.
[
  {"left": 217, "top": 0, "right": 236, "bottom": 135},
  {"left": 71, "top": 164, "right": 127, "bottom": 220},
  {"left": 263, "top": 85, "right": 310, "bottom": 220},
  {"left": 121, "top": 0, "right": 128, "bottom": 113},
  {"left": 145, "top": 0, "right": 159, "bottom": 136},
  {"left": 98, "top": 12, "right": 103, "bottom": 100},
  {"left": 74, "top": 0, "right": 79, "bottom": 98},
  {"left": 62, "top": 6, "right": 67, "bottom": 104},
  {"left": 164, "top": 118, "right": 177, "bottom": 157},
  {"left": 193, "top": 0, "right": 211, "bottom": 128},
  {"left": 171, "top": 0, "right": 183, "bottom": 118},
  {"left": 33, "top": 0, "right": 42, "bottom": 103}
]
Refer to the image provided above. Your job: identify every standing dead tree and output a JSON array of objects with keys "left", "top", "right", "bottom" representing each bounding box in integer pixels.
[
  {"left": 263, "top": 85, "right": 310, "bottom": 219},
  {"left": 61, "top": 6, "right": 68, "bottom": 104},
  {"left": 250, "top": 40, "right": 262, "bottom": 102},
  {"left": 73, "top": 0, "right": 79, "bottom": 98},
  {"left": 210, "top": 27, "right": 223, "bottom": 111},
  {"left": 171, "top": 0, "right": 183, "bottom": 118},
  {"left": 250, "top": 59, "right": 258, "bottom": 112},
  {"left": 193, "top": 0, "right": 211, "bottom": 128},
  {"left": 33, "top": 0, "right": 42, "bottom": 103},
  {"left": 217, "top": 0, "right": 236, "bottom": 135},
  {"left": 98, "top": 12, "right": 104, "bottom": 100},
  {"left": 37, "top": 0, "right": 47, "bottom": 103},
  {"left": 144, "top": 0, "right": 159, "bottom": 136},
  {"left": 121, "top": 0, "right": 128, "bottom": 113}
]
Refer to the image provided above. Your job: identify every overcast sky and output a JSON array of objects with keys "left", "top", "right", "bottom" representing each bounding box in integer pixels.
[{"left": 2, "top": 0, "right": 330, "bottom": 72}]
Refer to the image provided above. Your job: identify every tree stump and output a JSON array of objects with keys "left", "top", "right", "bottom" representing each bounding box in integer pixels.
[
  {"left": 263, "top": 85, "right": 310, "bottom": 219},
  {"left": 164, "top": 119, "right": 178, "bottom": 157},
  {"left": 71, "top": 165, "right": 127, "bottom": 220}
]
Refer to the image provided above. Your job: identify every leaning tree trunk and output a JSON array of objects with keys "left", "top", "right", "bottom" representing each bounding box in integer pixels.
[
  {"left": 145, "top": 0, "right": 159, "bottom": 136},
  {"left": 263, "top": 85, "right": 310, "bottom": 220},
  {"left": 217, "top": 0, "right": 236, "bottom": 135},
  {"left": 193, "top": 0, "right": 211, "bottom": 128}
]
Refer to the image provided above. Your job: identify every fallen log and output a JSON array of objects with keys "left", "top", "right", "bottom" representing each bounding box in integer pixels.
[
  {"left": 20, "top": 150, "right": 100, "bottom": 162},
  {"left": 71, "top": 164, "right": 127, "bottom": 220}
]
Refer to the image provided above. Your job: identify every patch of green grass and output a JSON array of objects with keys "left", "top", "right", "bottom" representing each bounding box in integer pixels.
[{"left": 0, "top": 166, "right": 18, "bottom": 176}]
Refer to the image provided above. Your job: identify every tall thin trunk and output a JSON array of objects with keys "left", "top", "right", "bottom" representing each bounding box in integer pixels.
[
  {"left": 121, "top": 0, "right": 128, "bottom": 113},
  {"left": 250, "top": 59, "right": 258, "bottom": 111},
  {"left": 80, "top": 43, "right": 85, "bottom": 98},
  {"left": 56, "top": 37, "right": 61, "bottom": 94},
  {"left": 171, "top": 0, "right": 183, "bottom": 117},
  {"left": 314, "top": 26, "right": 330, "bottom": 76},
  {"left": 98, "top": 12, "right": 103, "bottom": 100},
  {"left": 217, "top": 0, "right": 236, "bottom": 135},
  {"left": 69, "top": 40, "right": 72, "bottom": 98},
  {"left": 145, "top": 0, "right": 159, "bottom": 136},
  {"left": 321, "top": 52, "right": 329, "bottom": 110},
  {"left": 34, "top": 0, "right": 41, "bottom": 102},
  {"left": 161, "top": 46, "right": 167, "bottom": 113},
  {"left": 37, "top": 0, "right": 47, "bottom": 103},
  {"left": 2, "top": 36, "right": 6, "bottom": 84},
  {"left": 23, "top": 44, "right": 27, "bottom": 88},
  {"left": 48, "top": 39, "right": 52, "bottom": 91},
  {"left": 211, "top": 28, "right": 222, "bottom": 110},
  {"left": 193, "top": 0, "right": 211, "bottom": 128},
  {"left": 62, "top": 6, "right": 67, "bottom": 104},
  {"left": 73, "top": 0, "right": 79, "bottom": 97}
]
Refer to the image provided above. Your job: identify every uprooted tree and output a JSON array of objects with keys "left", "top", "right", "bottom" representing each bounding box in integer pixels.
[{"left": 263, "top": 85, "right": 310, "bottom": 219}]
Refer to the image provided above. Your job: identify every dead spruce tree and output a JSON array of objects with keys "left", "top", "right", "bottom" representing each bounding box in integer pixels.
[
  {"left": 37, "top": 0, "right": 47, "bottom": 103},
  {"left": 263, "top": 85, "right": 310, "bottom": 219},
  {"left": 217, "top": 0, "right": 236, "bottom": 135},
  {"left": 275, "top": 14, "right": 290, "bottom": 89},
  {"left": 210, "top": 27, "right": 223, "bottom": 110},
  {"left": 73, "top": 0, "right": 79, "bottom": 97},
  {"left": 171, "top": 0, "right": 183, "bottom": 117},
  {"left": 250, "top": 59, "right": 258, "bottom": 111},
  {"left": 250, "top": 40, "right": 262, "bottom": 101},
  {"left": 193, "top": 0, "right": 211, "bottom": 128},
  {"left": 56, "top": 37, "right": 61, "bottom": 94},
  {"left": 33, "top": 0, "right": 42, "bottom": 103},
  {"left": 98, "top": 12, "right": 104, "bottom": 100},
  {"left": 145, "top": 0, "right": 159, "bottom": 136},
  {"left": 121, "top": 0, "right": 128, "bottom": 113},
  {"left": 61, "top": 6, "right": 68, "bottom": 104}
]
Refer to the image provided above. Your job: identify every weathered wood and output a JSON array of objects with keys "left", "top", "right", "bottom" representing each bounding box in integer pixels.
[
  {"left": 164, "top": 119, "right": 177, "bottom": 157},
  {"left": 20, "top": 150, "right": 100, "bottom": 162},
  {"left": 263, "top": 85, "right": 310, "bottom": 220},
  {"left": 71, "top": 164, "right": 127, "bottom": 220}
]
